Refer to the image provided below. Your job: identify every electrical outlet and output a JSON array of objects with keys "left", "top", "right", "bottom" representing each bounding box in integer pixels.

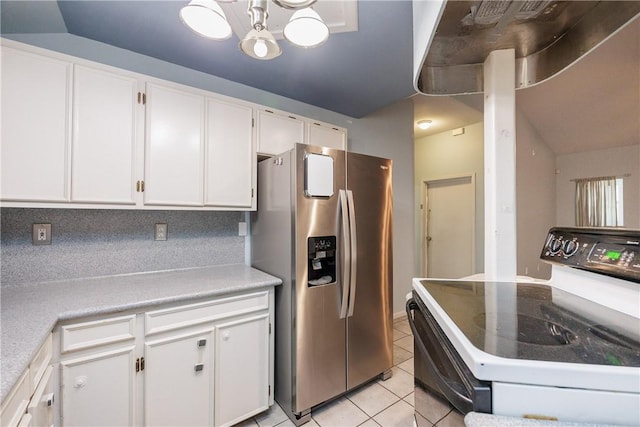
[
  {"left": 32, "top": 223, "right": 52, "bottom": 245},
  {"left": 155, "top": 223, "right": 168, "bottom": 241}
]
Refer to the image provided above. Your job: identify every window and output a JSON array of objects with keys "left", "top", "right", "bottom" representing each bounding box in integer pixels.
[{"left": 575, "top": 177, "right": 624, "bottom": 227}]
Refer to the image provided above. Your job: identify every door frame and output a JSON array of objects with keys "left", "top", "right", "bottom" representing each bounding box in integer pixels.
[{"left": 421, "top": 173, "right": 476, "bottom": 277}]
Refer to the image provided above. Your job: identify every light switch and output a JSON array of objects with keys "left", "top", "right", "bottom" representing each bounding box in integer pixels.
[{"left": 238, "top": 222, "right": 247, "bottom": 236}]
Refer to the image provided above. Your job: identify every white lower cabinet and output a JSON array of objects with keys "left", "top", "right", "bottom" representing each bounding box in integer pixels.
[
  {"left": 55, "top": 289, "right": 274, "bottom": 427},
  {"left": 144, "top": 329, "right": 214, "bottom": 427},
  {"left": 0, "top": 335, "right": 54, "bottom": 427},
  {"left": 215, "top": 314, "right": 270, "bottom": 426},
  {"left": 60, "top": 346, "right": 137, "bottom": 426}
]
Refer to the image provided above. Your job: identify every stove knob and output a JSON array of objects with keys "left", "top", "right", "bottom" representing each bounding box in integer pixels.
[
  {"left": 563, "top": 240, "right": 579, "bottom": 257},
  {"left": 549, "top": 238, "right": 562, "bottom": 254}
]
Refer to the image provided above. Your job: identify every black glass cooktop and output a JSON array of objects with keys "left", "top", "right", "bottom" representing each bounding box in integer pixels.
[{"left": 418, "top": 280, "right": 640, "bottom": 367}]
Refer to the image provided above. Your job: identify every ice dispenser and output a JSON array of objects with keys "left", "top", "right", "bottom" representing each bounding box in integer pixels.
[{"left": 308, "top": 236, "right": 336, "bottom": 286}]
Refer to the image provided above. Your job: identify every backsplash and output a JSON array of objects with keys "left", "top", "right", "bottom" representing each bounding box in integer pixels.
[{"left": 0, "top": 208, "right": 245, "bottom": 286}]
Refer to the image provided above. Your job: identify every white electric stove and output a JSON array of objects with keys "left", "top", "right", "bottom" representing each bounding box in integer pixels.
[{"left": 408, "top": 227, "right": 640, "bottom": 425}]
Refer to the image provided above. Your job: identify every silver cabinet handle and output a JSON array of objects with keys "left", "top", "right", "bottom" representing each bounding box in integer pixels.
[
  {"left": 44, "top": 393, "right": 54, "bottom": 407},
  {"left": 194, "top": 363, "right": 204, "bottom": 372}
]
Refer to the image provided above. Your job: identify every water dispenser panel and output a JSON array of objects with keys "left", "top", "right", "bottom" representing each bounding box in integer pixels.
[{"left": 308, "top": 236, "right": 337, "bottom": 286}]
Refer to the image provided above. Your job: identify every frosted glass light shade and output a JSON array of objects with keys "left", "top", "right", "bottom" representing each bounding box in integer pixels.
[
  {"left": 283, "top": 8, "right": 329, "bottom": 48},
  {"left": 240, "top": 29, "right": 282, "bottom": 60},
  {"left": 272, "top": 0, "right": 317, "bottom": 9},
  {"left": 180, "top": 0, "right": 232, "bottom": 40}
]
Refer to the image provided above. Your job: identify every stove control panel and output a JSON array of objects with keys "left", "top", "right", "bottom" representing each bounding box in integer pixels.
[{"left": 540, "top": 227, "right": 640, "bottom": 283}]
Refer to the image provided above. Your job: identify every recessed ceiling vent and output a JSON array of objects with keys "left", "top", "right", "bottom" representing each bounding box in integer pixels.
[{"left": 464, "top": 0, "right": 551, "bottom": 25}]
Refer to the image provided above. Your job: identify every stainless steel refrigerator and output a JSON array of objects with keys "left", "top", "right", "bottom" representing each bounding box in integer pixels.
[{"left": 251, "top": 143, "right": 393, "bottom": 425}]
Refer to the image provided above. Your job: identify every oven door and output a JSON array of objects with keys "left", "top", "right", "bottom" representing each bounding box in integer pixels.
[{"left": 406, "top": 294, "right": 491, "bottom": 424}]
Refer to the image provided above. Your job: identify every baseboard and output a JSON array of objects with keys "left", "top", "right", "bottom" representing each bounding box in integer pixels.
[{"left": 393, "top": 310, "right": 408, "bottom": 320}]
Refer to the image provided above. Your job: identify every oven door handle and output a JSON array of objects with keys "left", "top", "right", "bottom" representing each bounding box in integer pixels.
[{"left": 406, "top": 297, "right": 491, "bottom": 414}]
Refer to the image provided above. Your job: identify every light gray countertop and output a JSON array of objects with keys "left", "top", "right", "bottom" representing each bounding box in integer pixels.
[
  {"left": 464, "top": 412, "right": 621, "bottom": 427},
  {"left": 1, "top": 264, "right": 281, "bottom": 403}
]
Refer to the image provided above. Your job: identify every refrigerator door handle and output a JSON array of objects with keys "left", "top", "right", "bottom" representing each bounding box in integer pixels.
[
  {"left": 339, "top": 189, "right": 351, "bottom": 319},
  {"left": 346, "top": 189, "right": 357, "bottom": 317}
]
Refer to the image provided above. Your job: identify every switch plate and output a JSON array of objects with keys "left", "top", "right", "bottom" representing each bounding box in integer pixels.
[
  {"left": 32, "top": 223, "right": 52, "bottom": 245},
  {"left": 155, "top": 223, "right": 168, "bottom": 241},
  {"left": 238, "top": 222, "right": 247, "bottom": 236}
]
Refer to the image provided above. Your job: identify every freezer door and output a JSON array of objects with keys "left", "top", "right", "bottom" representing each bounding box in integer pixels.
[
  {"left": 346, "top": 152, "right": 394, "bottom": 389},
  {"left": 293, "top": 144, "right": 348, "bottom": 412}
]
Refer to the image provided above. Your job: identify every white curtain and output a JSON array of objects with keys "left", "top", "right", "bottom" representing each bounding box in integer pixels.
[{"left": 575, "top": 176, "right": 619, "bottom": 227}]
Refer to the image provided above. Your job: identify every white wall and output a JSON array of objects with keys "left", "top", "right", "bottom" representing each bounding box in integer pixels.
[
  {"left": 414, "top": 116, "right": 557, "bottom": 281},
  {"left": 414, "top": 122, "right": 485, "bottom": 277},
  {"left": 515, "top": 110, "right": 556, "bottom": 280},
  {"left": 556, "top": 145, "right": 640, "bottom": 228}
]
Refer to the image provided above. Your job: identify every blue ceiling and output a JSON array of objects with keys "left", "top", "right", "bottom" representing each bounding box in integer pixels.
[{"left": 1, "top": 1, "right": 416, "bottom": 118}]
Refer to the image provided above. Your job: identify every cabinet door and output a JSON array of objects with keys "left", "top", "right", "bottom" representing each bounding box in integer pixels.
[
  {"left": 61, "top": 346, "right": 136, "bottom": 427},
  {"left": 145, "top": 83, "right": 204, "bottom": 206},
  {"left": 27, "top": 366, "right": 54, "bottom": 427},
  {"left": 71, "top": 65, "right": 139, "bottom": 204},
  {"left": 205, "top": 98, "right": 254, "bottom": 209},
  {"left": 144, "top": 330, "right": 214, "bottom": 427},
  {"left": 308, "top": 122, "right": 347, "bottom": 150},
  {"left": 215, "top": 314, "right": 270, "bottom": 427},
  {"left": 1, "top": 47, "right": 71, "bottom": 202},
  {"left": 256, "top": 110, "right": 304, "bottom": 155}
]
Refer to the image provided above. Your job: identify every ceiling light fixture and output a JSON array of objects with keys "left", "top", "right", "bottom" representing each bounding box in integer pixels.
[
  {"left": 180, "top": 0, "right": 329, "bottom": 60},
  {"left": 283, "top": 8, "right": 329, "bottom": 48},
  {"left": 180, "top": 0, "right": 232, "bottom": 40},
  {"left": 417, "top": 120, "right": 433, "bottom": 130}
]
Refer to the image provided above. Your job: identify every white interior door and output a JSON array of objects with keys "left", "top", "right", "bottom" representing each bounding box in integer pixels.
[{"left": 423, "top": 175, "right": 475, "bottom": 278}]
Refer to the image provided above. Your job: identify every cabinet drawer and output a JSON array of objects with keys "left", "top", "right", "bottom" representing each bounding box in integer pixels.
[
  {"left": 28, "top": 334, "right": 52, "bottom": 394},
  {"left": 145, "top": 291, "right": 269, "bottom": 336},
  {"left": 0, "top": 370, "right": 29, "bottom": 427},
  {"left": 60, "top": 314, "right": 136, "bottom": 353}
]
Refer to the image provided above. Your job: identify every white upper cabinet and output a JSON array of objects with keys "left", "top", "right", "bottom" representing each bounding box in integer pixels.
[
  {"left": 71, "top": 65, "right": 139, "bottom": 205},
  {"left": 1, "top": 47, "right": 71, "bottom": 202},
  {"left": 144, "top": 82, "right": 205, "bottom": 206},
  {"left": 205, "top": 97, "right": 255, "bottom": 209},
  {"left": 307, "top": 121, "right": 347, "bottom": 151},
  {"left": 0, "top": 41, "right": 347, "bottom": 211},
  {"left": 256, "top": 109, "right": 305, "bottom": 156}
]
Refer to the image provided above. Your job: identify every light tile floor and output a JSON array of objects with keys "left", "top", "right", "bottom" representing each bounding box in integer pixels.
[{"left": 235, "top": 317, "right": 465, "bottom": 427}]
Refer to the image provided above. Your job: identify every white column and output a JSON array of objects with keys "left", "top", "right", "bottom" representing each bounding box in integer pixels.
[{"left": 484, "top": 49, "right": 517, "bottom": 281}]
